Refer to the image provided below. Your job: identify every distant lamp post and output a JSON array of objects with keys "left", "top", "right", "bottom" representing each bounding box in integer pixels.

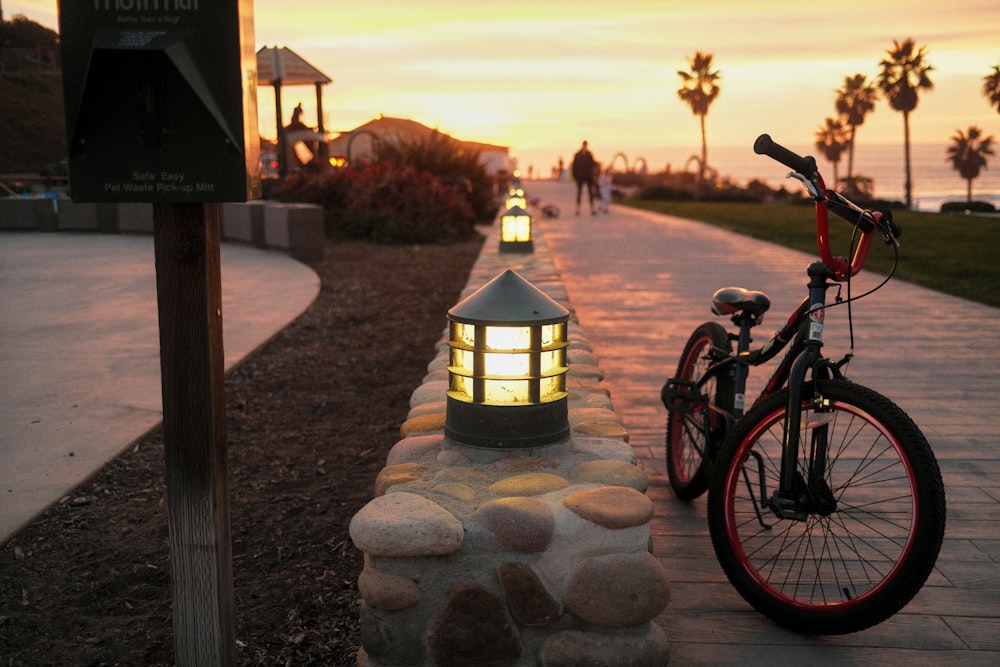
[
  {"left": 499, "top": 205, "right": 533, "bottom": 253},
  {"left": 445, "top": 270, "right": 570, "bottom": 448}
]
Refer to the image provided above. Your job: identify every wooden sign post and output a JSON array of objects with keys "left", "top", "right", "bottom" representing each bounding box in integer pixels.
[
  {"left": 58, "top": 2, "right": 260, "bottom": 664},
  {"left": 153, "top": 202, "right": 233, "bottom": 664}
]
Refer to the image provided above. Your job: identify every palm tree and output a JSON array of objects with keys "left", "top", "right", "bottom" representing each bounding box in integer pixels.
[
  {"left": 946, "top": 126, "right": 995, "bottom": 203},
  {"left": 814, "top": 117, "right": 850, "bottom": 186},
  {"left": 877, "top": 38, "right": 934, "bottom": 209},
  {"left": 834, "top": 74, "right": 878, "bottom": 187},
  {"left": 983, "top": 64, "right": 1000, "bottom": 114},
  {"left": 677, "top": 52, "right": 721, "bottom": 189}
]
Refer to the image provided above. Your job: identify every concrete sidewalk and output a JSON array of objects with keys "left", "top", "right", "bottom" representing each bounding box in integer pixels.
[
  {"left": 0, "top": 232, "right": 319, "bottom": 543},
  {"left": 527, "top": 179, "right": 1000, "bottom": 664}
]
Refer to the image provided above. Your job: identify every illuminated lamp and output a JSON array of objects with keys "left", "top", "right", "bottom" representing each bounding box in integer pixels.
[
  {"left": 505, "top": 187, "right": 527, "bottom": 209},
  {"left": 499, "top": 205, "right": 533, "bottom": 253},
  {"left": 445, "top": 270, "right": 570, "bottom": 448}
]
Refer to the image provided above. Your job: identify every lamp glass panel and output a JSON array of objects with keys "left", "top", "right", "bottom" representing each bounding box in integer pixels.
[
  {"left": 450, "top": 347, "right": 475, "bottom": 375},
  {"left": 484, "top": 326, "right": 532, "bottom": 351},
  {"left": 540, "top": 323, "right": 565, "bottom": 348},
  {"left": 483, "top": 378, "right": 531, "bottom": 403},
  {"left": 483, "top": 351, "right": 530, "bottom": 377},
  {"left": 539, "top": 349, "right": 565, "bottom": 375},
  {"left": 449, "top": 373, "right": 473, "bottom": 400},
  {"left": 539, "top": 376, "right": 566, "bottom": 402},
  {"left": 501, "top": 214, "right": 531, "bottom": 242},
  {"left": 452, "top": 321, "right": 476, "bottom": 348}
]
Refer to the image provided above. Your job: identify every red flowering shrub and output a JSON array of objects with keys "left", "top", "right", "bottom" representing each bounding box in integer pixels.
[{"left": 271, "top": 163, "right": 478, "bottom": 243}]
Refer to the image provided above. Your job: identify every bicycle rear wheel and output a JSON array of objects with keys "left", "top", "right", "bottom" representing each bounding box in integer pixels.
[
  {"left": 708, "top": 379, "right": 945, "bottom": 634},
  {"left": 663, "top": 322, "right": 733, "bottom": 500}
]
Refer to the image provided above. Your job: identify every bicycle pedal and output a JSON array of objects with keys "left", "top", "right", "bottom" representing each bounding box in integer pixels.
[{"left": 661, "top": 378, "right": 701, "bottom": 414}]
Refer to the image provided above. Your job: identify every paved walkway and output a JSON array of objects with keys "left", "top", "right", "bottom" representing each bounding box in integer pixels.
[
  {"left": 527, "top": 179, "right": 1000, "bottom": 665},
  {"left": 0, "top": 233, "right": 320, "bottom": 543}
]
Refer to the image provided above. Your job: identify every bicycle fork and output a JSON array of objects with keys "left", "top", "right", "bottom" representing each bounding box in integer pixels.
[{"left": 768, "top": 262, "right": 838, "bottom": 521}]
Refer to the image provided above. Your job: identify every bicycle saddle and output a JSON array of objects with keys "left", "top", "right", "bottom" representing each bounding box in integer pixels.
[{"left": 711, "top": 287, "right": 771, "bottom": 317}]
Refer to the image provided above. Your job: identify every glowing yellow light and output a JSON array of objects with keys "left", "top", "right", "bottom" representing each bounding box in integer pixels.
[
  {"left": 447, "top": 321, "right": 567, "bottom": 405},
  {"left": 501, "top": 212, "right": 531, "bottom": 243},
  {"left": 505, "top": 194, "right": 527, "bottom": 209},
  {"left": 452, "top": 322, "right": 476, "bottom": 348},
  {"left": 484, "top": 351, "right": 530, "bottom": 377},
  {"left": 485, "top": 326, "right": 531, "bottom": 351}
]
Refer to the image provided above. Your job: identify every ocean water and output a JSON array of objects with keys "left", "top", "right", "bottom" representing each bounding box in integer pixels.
[{"left": 618, "top": 142, "right": 1000, "bottom": 212}]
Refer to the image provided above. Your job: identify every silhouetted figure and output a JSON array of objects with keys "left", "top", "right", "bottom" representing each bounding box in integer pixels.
[
  {"left": 571, "top": 141, "right": 596, "bottom": 215},
  {"left": 289, "top": 103, "right": 306, "bottom": 129}
]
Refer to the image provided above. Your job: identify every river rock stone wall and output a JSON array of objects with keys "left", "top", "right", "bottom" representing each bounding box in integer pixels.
[{"left": 349, "top": 219, "right": 671, "bottom": 666}]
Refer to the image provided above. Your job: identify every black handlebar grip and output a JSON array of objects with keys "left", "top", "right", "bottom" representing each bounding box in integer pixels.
[{"left": 754, "top": 134, "right": 817, "bottom": 178}]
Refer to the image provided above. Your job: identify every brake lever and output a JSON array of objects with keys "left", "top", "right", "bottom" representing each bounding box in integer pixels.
[
  {"left": 874, "top": 209, "right": 901, "bottom": 247},
  {"left": 787, "top": 171, "right": 823, "bottom": 200}
]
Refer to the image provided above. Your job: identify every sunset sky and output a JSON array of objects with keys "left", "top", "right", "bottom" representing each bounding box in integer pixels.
[{"left": 8, "top": 0, "right": 1000, "bottom": 174}]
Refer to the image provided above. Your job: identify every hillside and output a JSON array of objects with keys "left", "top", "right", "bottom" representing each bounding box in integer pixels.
[{"left": 0, "top": 15, "right": 66, "bottom": 173}]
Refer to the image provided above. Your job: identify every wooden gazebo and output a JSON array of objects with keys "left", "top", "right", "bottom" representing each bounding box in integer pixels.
[{"left": 256, "top": 46, "right": 332, "bottom": 174}]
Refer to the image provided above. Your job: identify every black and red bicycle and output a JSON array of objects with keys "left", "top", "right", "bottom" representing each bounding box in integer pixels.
[{"left": 661, "top": 134, "right": 946, "bottom": 634}]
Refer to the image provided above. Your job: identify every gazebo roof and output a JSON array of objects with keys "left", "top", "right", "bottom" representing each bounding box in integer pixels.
[{"left": 256, "top": 46, "right": 332, "bottom": 86}]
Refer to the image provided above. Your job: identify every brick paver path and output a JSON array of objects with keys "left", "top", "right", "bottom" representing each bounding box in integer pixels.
[{"left": 529, "top": 179, "right": 1000, "bottom": 665}]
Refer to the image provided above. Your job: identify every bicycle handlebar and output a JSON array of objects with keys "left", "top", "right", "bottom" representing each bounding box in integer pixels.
[
  {"left": 754, "top": 134, "right": 818, "bottom": 181},
  {"left": 754, "top": 134, "right": 901, "bottom": 281}
]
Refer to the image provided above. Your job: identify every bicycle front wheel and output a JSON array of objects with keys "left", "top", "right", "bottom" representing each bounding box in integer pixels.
[
  {"left": 664, "top": 322, "right": 733, "bottom": 500},
  {"left": 708, "top": 379, "right": 945, "bottom": 634}
]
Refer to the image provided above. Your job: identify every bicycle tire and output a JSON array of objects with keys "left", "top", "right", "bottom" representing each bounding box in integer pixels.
[
  {"left": 708, "top": 379, "right": 945, "bottom": 634},
  {"left": 664, "top": 322, "right": 734, "bottom": 500}
]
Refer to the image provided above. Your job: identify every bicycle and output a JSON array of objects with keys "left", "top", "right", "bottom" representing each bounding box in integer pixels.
[{"left": 660, "top": 134, "right": 946, "bottom": 634}]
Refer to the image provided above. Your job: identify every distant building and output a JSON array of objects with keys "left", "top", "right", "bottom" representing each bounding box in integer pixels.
[{"left": 327, "top": 115, "right": 513, "bottom": 177}]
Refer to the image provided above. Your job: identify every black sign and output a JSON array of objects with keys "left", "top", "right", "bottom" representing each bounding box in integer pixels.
[{"left": 59, "top": 0, "right": 261, "bottom": 202}]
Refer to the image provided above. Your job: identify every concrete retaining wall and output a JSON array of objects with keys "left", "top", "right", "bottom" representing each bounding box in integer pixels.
[{"left": 0, "top": 197, "right": 324, "bottom": 264}]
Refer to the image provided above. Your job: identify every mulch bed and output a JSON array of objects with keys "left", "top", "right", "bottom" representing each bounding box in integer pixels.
[{"left": 0, "top": 234, "right": 486, "bottom": 666}]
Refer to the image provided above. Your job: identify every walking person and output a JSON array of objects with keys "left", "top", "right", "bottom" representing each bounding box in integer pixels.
[
  {"left": 597, "top": 167, "right": 613, "bottom": 214},
  {"left": 571, "top": 140, "right": 596, "bottom": 215}
]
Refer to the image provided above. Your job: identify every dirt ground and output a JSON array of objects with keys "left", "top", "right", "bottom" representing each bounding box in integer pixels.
[{"left": 0, "top": 234, "right": 486, "bottom": 666}]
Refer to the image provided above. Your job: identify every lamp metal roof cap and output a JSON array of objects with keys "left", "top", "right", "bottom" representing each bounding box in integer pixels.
[{"left": 448, "top": 270, "right": 568, "bottom": 326}]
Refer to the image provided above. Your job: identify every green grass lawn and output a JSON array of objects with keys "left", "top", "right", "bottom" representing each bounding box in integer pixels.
[{"left": 625, "top": 200, "right": 1000, "bottom": 308}]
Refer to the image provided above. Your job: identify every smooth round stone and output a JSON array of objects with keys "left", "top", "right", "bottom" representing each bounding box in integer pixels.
[
  {"left": 399, "top": 412, "right": 446, "bottom": 437},
  {"left": 474, "top": 496, "right": 555, "bottom": 552},
  {"left": 541, "top": 624, "right": 670, "bottom": 667},
  {"left": 410, "top": 380, "right": 448, "bottom": 408},
  {"left": 497, "top": 561, "right": 562, "bottom": 627},
  {"left": 565, "top": 552, "right": 671, "bottom": 627},
  {"left": 421, "top": 368, "right": 449, "bottom": 383},
  {"left": 567, "top": 350, "right": 599, "bottom": 366},
  {"left": 567, "top": 363, "right": 604, "bottom": 381},
  {"left": 407, "top": 400, "right": 447, "bottom": 419},
  {"left": 358, "top": 562, "right": 421, "bottom": 611},
  {"left": 350, "top": 492, "right": 464, "bottom": 557},
  {"left": 426, "top": 354, "right": 449, "bottom": 372},
  {"left": 572, "top": 436, "right": 636, "bottom": 463},
  {"left": 569, "top": 460, "right": 648, "bottom": 492},
  {"left": 436, "top": 448, "right": 472, "bottom": 465},
  {"left": 562, "top": 486, "right": 653, "bottom": 529},
  {"left": 374, "top": 462, "right": 428, "bottom": 496},
  {"left": 432, "top": 482, "right": 477, "bottom": 502},
  {"left": 386, "top": 434, "right": 446, "bottom": 465},
  {"left": 568, "top": 406, "right": 621, "bottom": 427},
  {"left": 489, "top": 472, "right": 569, "bottom": 496},
  {"left": 573, "top": 420, "right": 629, "bottom": 441}
]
